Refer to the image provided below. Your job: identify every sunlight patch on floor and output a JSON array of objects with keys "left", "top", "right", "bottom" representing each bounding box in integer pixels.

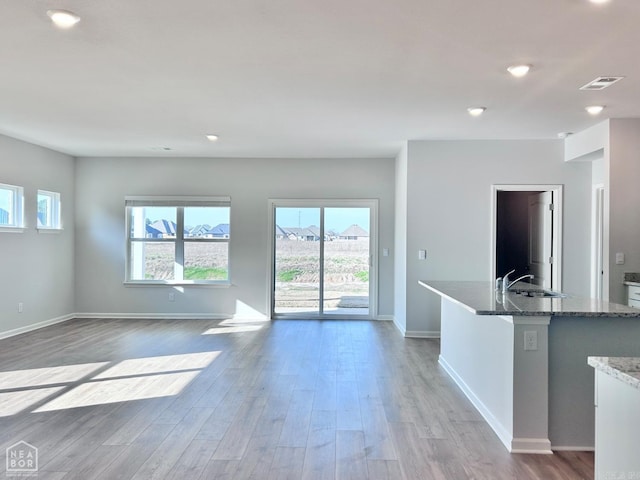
[
  {"left": 0, "top": 362, "right": 109, "bottom": 390},
  {"left": 34, "top": 371, "right": 200, "bottom": 412},
  {"left": 0, "top": 387, "right": 66, "bottom": 417},
  {"left": 202, "top": 325, "right": 263, "bottom": 335},
  {"left": 93, "top": 351, "right": 220, "bottom": 378},
  {"left": 0, "top": 351, "right": 221, "bottom": 415}
]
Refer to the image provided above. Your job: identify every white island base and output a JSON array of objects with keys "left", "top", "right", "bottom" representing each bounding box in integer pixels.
[
  {"left": 438, "top": 298, "right": 552, "bottom": 453},
  {"left": 422, "top": 280, "right": 640, "bottom": 453}
]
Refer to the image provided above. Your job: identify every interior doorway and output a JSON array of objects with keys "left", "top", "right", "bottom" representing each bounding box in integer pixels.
[
  {"left": 492, "top": 185, "right": 563, "bottom": 290},
  {"left": 268, "top": 199, "right": 377, "bottom": 319}
]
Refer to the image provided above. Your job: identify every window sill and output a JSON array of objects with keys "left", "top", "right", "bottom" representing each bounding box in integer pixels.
[
  {"left": 124, "top": 281, "right": 232, "bottom": 288},
  {"left": 0, "top": 227, "right": 26, "bottom": 233},
  {"left": 37, "top": 228, "right": 63, "bottom": 234}
]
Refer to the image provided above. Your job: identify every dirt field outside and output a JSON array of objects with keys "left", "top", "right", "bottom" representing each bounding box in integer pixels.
[
  {"left": 134, "top": 238, "right": 370, "bottom": 313},
  {"left": 274, "top": 238, "right": 369, "bottom": 313}
]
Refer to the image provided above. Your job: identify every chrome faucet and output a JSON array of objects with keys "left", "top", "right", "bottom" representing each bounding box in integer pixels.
[{"left": 501, "top": 269, "right": 534, "bottom": 294}]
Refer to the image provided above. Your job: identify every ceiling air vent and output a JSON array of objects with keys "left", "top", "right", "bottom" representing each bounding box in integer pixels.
[{"left": 579, "top": 76, "right": 624, "bottom": 90}]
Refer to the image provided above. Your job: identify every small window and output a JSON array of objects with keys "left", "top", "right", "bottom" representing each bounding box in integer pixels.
[
  {"left": 0, "top": 183, "right": 24, "bottom": 230},
  {"left": 125, "top": 196, "right": 231, "bottom": 284},
  {"left": 37, "top": 190, "right": 62, "bottom": 230}
]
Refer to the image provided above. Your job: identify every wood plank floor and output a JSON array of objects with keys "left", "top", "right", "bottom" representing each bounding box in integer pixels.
[{"left": 0, "top": 318, "right": 593, "bottom": 479}]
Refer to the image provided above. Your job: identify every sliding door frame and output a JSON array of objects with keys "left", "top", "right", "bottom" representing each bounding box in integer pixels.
[{"left": 267, "top": 198, "right": 378, "bottom": 320}]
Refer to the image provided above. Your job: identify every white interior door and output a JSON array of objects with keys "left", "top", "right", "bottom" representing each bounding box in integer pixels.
[{"left": 528, "top": 191, "right": 554, "bottom": 289}]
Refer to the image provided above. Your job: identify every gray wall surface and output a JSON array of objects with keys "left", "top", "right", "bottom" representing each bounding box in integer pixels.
[
  {"left": 0, "top": 134, "right": 75, "bottom": 337},
  {"left": 400, "top": 140, "right": 592, "bottom": 334},
  {"left": 74, "top": 156, "right": 395, "bottom": 318}
]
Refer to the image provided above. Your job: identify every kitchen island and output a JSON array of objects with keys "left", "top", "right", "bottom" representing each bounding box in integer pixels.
[
  {"left": 420, "top": 280, "right": 640, "bottom": 454},
  {"left": 588, "top": 357, "right": 640, "bottom": 479}
]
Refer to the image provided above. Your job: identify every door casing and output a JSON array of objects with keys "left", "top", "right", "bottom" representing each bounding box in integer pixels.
[{"left": 491, "top": 185, "right": 563, "bottom": 291}]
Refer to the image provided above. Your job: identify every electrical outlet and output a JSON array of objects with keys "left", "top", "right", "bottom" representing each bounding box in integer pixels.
[
  {"left": 168, "top": 292, "right": 175, "bottom": 302},
  {"left": 418, "top": 250, "right": 427, "bottom": 260},
  {"left": 524, "top": 331, "right": 538, "bottom": 351},
  {"left": 383, "top": 248, "right": 389, "bottom": 257},
  {"left": 18, "top": 302, "right": 23, "bottom": 313}
]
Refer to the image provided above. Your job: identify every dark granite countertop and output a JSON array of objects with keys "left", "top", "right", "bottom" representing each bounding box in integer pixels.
[
  {"left": 624, "top": 273, "right": 640, "bottom": 287},
  {"left": 419, "top": 280, "right": 640, "bottom": 317}
]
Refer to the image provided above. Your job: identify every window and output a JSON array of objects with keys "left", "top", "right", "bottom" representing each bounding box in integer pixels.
[
  {"left": 125, "top": 197, "right": 231, "bottom": 284},
  {"left": 0, "top": 183, "right": 24, "bottom": 230},
  {"left": 37, "top": 190, "right": 62, "bottom": 230}
]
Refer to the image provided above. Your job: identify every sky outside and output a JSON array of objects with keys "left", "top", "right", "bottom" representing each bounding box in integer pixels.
[
  {"left": 276, "top": 207, "right": 369, "bottom": 233},
  {"left": 144, "top": 206, "right": 369, "bottom": 233},
  {"left": 0, "top": 190, "right": 11, "bottom": 213}
]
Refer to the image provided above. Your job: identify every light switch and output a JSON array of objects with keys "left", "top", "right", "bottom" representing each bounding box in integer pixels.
[
  {"left": 418, "top": 250, "right": 427, "bottom": 260},
  {"left": 382, "top": 248, "right": 389, "bottom": 257},
  {"left": 616, "top": 252, "right": 625, "bottom": 265}
]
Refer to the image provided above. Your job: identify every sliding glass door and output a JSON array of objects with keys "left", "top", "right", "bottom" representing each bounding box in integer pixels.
[{"left": 271, "top": 200, "right": 376, "bottom": 318}]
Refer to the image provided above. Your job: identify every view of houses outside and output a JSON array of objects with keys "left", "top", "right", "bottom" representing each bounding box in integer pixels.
[
  {"left": 128, "top": 205, "right": 370, "bottom": 314},
  {"left": 129, "top": 206, "right": 230, "bottom": 281},
  {"left": 274, "top": 207, "right": 370, "bottom": 315},
  {"left": 0, "top": 187, "right": 13, "bottom": 225}
]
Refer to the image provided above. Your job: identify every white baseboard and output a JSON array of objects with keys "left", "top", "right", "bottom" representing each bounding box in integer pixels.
[
  {"left": 511, "top": 438, "right": 553, "bottom": 454},
  {"left": 439, "top": 355, "right": 552, "bottom": 455},
  {"left": 405, "top": 330, "right": 441, "bottom": 338},
  {"left": 439, "top": 355, "right": 514, "bottom": 451},
  {"left": 376, "top": 315, "right": 394, "bottom": 322},
  {"left": 551, "top": 445, "right": 595, "bottom": 452},
  {"left": 392, "top": 317, "right": 406, "bottom": 336},
  {"left": 0, "top": 314, "right": 75, "bottom": 340},
  {"left": 75, "top": 312, "right": 231, "bottom": 320}
]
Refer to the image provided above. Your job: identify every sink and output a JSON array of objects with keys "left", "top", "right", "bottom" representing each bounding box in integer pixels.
[{"left": 514, "top": 289, "right": 567, "bottom": 298}]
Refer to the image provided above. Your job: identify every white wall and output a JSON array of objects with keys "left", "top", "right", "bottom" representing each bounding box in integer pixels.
[
  {"left": 74, "top": 156, "right": 395, "bottom": 318},
  {"left": 0, "top": 134, "right": 75, "bottom": 337},
  {"left": 403, "top": 140, "right": 592, "bottom": 334},
  {"left": 393, "top": 144, "right": 408, "bottom": 333},
  {"left": 608, "top": 119, "right": 640, "bottom": 304},
  {"left": 567, "top": 119, "right": 640, "bottom": 304}
]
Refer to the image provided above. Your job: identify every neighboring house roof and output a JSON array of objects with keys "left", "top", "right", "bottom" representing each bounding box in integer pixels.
[
  {"left": 275, "top": 225, "right": 290, "bottom": 236},
  {"left": 208, "top": 223, "right": 230, "bottom": 236},
  {"left": 284, "top": 227, "right": 304, "bottom": 237},
  {"left": 189, "top": 224, "right": 211, "bottom": 236},
  {"left": 306, "top": 225, "right": 320, "bottom": 238},
  {"left": 278, "top": 225, "right": 333, "bottom": 239},
  {"left": 149, "top": 219, "right": 178, "bottom": 235},
  {"left": 340, "top": 224, "right": 369, "bottom": 237},
  {"left": 146, "top": 224, "right": 162, "bottom": 237}
]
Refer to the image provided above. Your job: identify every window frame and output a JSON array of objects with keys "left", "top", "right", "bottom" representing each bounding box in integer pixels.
[
  {"left": 124, "top": 196, "right": 231, "bottom": 286},
  {"left": 0, "top": 182, "right": 25, "bottom": 232},
  {"left": 37, "top": 189, "right": 62, "bottom": 231}
]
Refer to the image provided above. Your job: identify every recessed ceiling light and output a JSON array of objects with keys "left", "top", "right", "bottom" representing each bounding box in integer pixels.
[
  {"left": 507, "top": 64, "right": 531, "bottom": 78},
  {"left": 589, "top": 0, "right": 610, "bottom": 4},
  {"left": 467, "top": 107, "right": 486, "bottom": 117},
  {"left": 585, "top": 105, "right": 605, "bottom": 115},
  {"left": 46, "top": 9, "right": 81, "bottom": 29},
  {"left": 206, "top": 134, "right": 219, "bottom": 142}
]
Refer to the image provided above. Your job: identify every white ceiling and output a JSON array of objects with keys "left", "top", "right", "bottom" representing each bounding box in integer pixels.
[{"left": 1, "top": 0, "right": 638, "bottom": 158}]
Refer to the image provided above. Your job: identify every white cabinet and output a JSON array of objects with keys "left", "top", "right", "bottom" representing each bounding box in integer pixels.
[
  {"left": 591, "top": 363, "right": 640, "bottom": 479},
  {"left": 627, "top": 285, "right": 640, "bottom": 308}
]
